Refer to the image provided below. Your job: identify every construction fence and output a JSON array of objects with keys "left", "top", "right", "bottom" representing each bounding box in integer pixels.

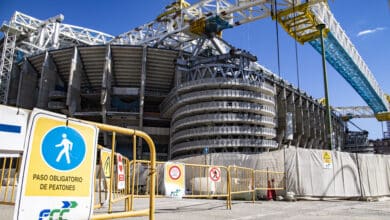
[
  {"left": 179, "top": 147, "right": 390, "bottom": 198},
  {"left": 1, "top": 152, "right": 285, "bottom": 210},
  {"left": 93, "top": 155, "right": 285, "bottom": 211}
]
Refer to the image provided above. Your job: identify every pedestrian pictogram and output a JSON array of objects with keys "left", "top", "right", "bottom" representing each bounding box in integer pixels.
[
  {"left": 14, "top": 109, "right": 98, "bottom": 220},
  {"left": 55, "top": 133, "right": 73, "bottom": 164},
  {"left": 41, "top": 126, "right": 86, "bottom": 172},
  {"left": 209, "top": 167, "right": 221, "bottom": 182}
]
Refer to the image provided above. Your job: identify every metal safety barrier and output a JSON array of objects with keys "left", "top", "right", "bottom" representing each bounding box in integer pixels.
[
  {"left": 0, "top": 155, "right": 21, "bottom": 205},
  {"left": 83, "top": 121, "right": 156, "bottom": 220},
  {"left": 183, "top": 163, "right": 230, "bottom": 209},
  {"left": 127, "top": 160, "right": 165, "bottom": 199},
  {"left": 94, "top": 145, "right": 131, "bottom": 211},
  {"left": 227, "top": 166, "right": 255, "bottom": 208},
  {"left": 254, "top": 169, "right": 285, "bottom": 191}
]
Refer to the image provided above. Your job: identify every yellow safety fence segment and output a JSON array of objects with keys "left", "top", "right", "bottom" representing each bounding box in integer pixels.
[
  {"left": 128, "top": 160, "right": 165, "bottom": 199},
  {"left": 183, "top": 164, "right": 230, "bottom": 209},
  {"left": 0, "top": 156, "right": 21, "bottom": 205},
  {"left": 227, "top": 166, "right": 255, "bottom": 208},
  {"left": 82, "top": 121, "right": 156, "bottom": 220},
  {"left": 254, "top": 169, "right": 285, "bottom": 191}
]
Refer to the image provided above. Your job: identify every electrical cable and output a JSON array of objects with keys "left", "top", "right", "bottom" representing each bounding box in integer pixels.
[{"left": 274, "top": 0, "right": 281, "bottom": 77}]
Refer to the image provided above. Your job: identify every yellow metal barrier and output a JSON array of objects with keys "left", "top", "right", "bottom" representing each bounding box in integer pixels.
[
  {"left": 82, "top": 121, "right": 156, "bottom": 220},
  {"left": 227, "top": 166, "right": 255, "bottom": 208},
  {"left": 183, "top": 163, "right": 230, "bottom": 209},
  {"left": 127, "top": 159, "right": 165, "bottom": 200},
  {"left": 254, "top": 169, "right": 285, "bottom": 191},
  {"left": 94, "top": 145, "right": 133, "bottom": 211},
  {"left": 0, "top": 155, "right": 21, "bottom": 205}
]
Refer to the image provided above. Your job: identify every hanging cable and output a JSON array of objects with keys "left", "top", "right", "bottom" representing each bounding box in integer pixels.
[
  {"left": 274, "top": 0, "right": 281, "bottom": 77},
  {"left": 292, "top": 0, "right": 301, "bottom": 89}
]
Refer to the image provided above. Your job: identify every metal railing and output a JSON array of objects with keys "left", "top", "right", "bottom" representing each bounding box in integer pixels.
[
  {"left": 83, "top": 121, "right": 156, "bottom": 220},
  {"left": 183, "top": 163, "right": 230, "bottom": 208},
  {"left": 228, "top": 166, "right": 255, "bottom": 208},
  {"left": 0, "top": 155, "right": 21, "bottom": 205}
]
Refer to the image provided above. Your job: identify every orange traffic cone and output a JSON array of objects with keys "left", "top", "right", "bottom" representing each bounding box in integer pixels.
[{"left": 267, "top": 180, "right": 273, "bottom": 200}]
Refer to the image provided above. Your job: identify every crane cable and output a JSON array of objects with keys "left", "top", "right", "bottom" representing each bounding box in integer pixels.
[
  {"left": 274, "top": 0, "right": 281, "bottom": 77},
  {"left": 292, "top": 0, "right": 301, "bottom": 89}
]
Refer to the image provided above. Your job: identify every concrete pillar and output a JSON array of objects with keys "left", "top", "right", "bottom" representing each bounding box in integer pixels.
[
  {"left": 302, "top": 99, "right": 310, "bottom": 148},
  {"left": 312, "top": 104, "right": 321, "bottom": 148},
  {"left": 294, "top": 95, "right": 303, "bottom": 148},
  {"left": 16, "top": 60, "right": 38, "bottom": 109},
  {"left": 7, "top": 64, "right": 21, "bottom": 106},
  {"left": 276, "top": 86, "right": 287, "bottom": 147},
  {"left": 309, "top": 101, "right": 316, "bottom": 148},
  {"left": 286, "top": 90, "right": 295, "bottom": 146},
  {"left": 101, "top": 44, "right": 112, "bottom": 146},
  {"left": 66, "top": 47, "right": 83, "bottom": 116},
  {"left": 138, "top": 45, "right": 147, "bottom": 158},
  {"left": 37, "top": 52, "right": 58, "bottom": 109}
]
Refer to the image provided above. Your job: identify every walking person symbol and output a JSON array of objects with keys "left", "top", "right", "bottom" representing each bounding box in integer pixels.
[
  {"left": 55, "top": 133, "right": 73, "bottom": 164},
  {"left": 42, "top": 126, "right": 86, "bottom": 171}
]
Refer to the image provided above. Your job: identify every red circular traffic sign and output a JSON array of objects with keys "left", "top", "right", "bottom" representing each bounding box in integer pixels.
[
  {"left": 169, "top": 165, "right": 181, "bottom": 180},
  {"left": 209, "top": 167, "right": 221, "bottom": 182}
]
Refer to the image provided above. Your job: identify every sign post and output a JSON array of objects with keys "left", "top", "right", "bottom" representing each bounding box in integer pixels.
[{"left": 14, "top": 109, "right": 98, "bottom": 220}]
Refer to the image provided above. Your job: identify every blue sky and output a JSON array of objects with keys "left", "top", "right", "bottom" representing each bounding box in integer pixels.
[{"left": 1, "top": 0, "right": 389, "bottom": 139}]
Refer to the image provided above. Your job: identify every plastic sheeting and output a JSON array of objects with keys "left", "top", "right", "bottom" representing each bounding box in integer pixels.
[
  {"left": 176, "top": 151, "right": 284, "bottom": 171},
  {"left": 175, "top": 147, "right": 390, "bottom": 198},
  {"left": 285, "top": 148, "right": 361, "bottom": 197},
  {"left": 358, "top": 154, "right": 390, "bottom": 197}
]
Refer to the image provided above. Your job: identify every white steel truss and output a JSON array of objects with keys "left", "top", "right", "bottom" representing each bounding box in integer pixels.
[
  {"left": 0, "top": 11, "right": 114, "bottom": 103},
  {"left": 333, "top": 106, "right": 375, "bottom": 119},
  {"left": 0, "top": 30, "right": 17, "bottom": 104},
  {"left": 112, "top": 0, "right": 278, "bottom": 53}
]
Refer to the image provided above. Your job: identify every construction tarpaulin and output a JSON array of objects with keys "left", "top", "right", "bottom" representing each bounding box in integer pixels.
[{"left": 175, "top": 147, "right": 390, "bottom": 198}]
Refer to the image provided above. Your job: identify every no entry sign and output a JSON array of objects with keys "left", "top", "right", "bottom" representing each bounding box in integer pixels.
[{"left": 209, "top": 166, "right": 221, "bottom": 182}]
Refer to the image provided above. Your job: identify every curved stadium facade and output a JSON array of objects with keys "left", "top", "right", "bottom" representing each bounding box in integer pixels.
[{"left": 6, "top": 45, "right": 345, "bottom": 159}]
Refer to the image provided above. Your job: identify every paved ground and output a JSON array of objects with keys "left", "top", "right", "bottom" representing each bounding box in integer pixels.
[{"left": 4, "top": 197, "right": 390, "bottom": 220}]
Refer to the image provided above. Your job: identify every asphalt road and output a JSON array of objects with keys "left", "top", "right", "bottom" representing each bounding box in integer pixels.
[{"left": 4, "top": 197, "right": 390, "bottom": 219}]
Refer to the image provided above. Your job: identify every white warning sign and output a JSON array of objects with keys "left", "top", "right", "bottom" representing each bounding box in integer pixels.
[{"left": 117, "top": 153, "right": 125, "bottom": 190}]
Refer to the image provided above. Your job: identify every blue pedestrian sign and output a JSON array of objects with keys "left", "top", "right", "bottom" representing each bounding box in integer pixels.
[
  {"left": 14, "top": 109, "right": 98, "bottom": 220},
  {"left": 41, "top": 126, "right": 86, "bottom": 172}
]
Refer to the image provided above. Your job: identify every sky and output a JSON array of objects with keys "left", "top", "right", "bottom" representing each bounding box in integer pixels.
[{"left": 1, "top": 0, "right": 389, "bottom": 139}]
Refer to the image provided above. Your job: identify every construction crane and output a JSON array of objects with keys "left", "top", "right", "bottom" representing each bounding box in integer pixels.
[
  {"left": 1, "top": 0, "right": 389, "bottom": 122},
  {"left": 113, "top": 0, "right": 390, "bottom": 121}
]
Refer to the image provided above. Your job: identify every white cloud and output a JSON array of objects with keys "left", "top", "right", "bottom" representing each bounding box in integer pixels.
[{"left": 357, "top": 27, "right": 386, "bottom": 37}]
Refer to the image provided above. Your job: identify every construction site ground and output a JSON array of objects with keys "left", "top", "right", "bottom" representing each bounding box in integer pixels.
[{"left": 3, "top": 197, "right": 390, "bottom": 219}]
